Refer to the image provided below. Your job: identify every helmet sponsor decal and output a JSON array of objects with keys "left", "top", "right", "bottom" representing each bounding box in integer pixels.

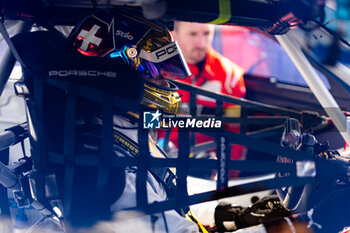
[
  {"left": 139, "top": 41, "right": 179, "bottom": 63},
  {"left": 115, "top": 30, "right": 134, "bottom": 40}
]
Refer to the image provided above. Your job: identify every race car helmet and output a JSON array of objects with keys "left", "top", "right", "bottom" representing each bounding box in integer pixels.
[{"left": 68, "top": 9, "right": 190, "bottom": 114}]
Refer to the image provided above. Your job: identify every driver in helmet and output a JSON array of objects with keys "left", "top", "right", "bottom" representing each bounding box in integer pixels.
[
  {"left": 68, "top": 9, "right": 198, "bottom": 232},
  {"left": 67, "top": 9, "right": 297, "bottom": 233}
]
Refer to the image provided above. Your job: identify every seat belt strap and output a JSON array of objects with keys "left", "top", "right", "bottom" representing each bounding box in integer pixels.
[
  {"left": 186, "top": 209, "right": 209, "bottom": 233},
  {"left": 0, "top": 19, "right": 28, "bottom": 71}
]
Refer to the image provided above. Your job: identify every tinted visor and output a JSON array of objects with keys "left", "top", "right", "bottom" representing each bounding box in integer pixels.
[{"left": 138, "top": 41, "right": 191, "bottom": 81}]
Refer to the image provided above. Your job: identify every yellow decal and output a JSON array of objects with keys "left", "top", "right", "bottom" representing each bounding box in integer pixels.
[
  {"left": 143, "top": 39, "right": 153, "bottom": 52},
  {"left": 208, "top": 0, "right": 231, "bottom": 24}
]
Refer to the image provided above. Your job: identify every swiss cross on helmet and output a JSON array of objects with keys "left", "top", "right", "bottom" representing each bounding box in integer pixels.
[{"left": 68, "top": 10, "right": 148, "bottom": 57}]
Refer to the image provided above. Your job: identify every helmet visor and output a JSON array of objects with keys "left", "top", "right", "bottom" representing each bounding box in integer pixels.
[{"left": 138, "top": 41, "right": 191, "bottom": 80}]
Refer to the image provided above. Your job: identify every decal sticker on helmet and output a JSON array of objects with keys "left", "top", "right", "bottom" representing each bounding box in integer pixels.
[
  {"left": 115, "top": 30, "right": 134, "bottom": 40},
  {"left": 77, "top": 25, "right": 103, "bottom": 51},
  {"left": 139, "top": 42, "right": 179, "bottom": 63}
]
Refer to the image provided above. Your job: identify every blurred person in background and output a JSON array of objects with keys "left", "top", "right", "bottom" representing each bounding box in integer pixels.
[{"left": 158, "top": 21, "right": 247, "bottom": 178}]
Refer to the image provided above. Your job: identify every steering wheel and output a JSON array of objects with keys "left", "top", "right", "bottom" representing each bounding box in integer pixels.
[
  {"left": 277, "top": 118, "right": 348, "bottom": 213},
  {"left": 276, "top": 175, "right": 314, "bottom": 212},
  {"left": 276, "top": 119, "right": 317, "bottom": 212}
]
